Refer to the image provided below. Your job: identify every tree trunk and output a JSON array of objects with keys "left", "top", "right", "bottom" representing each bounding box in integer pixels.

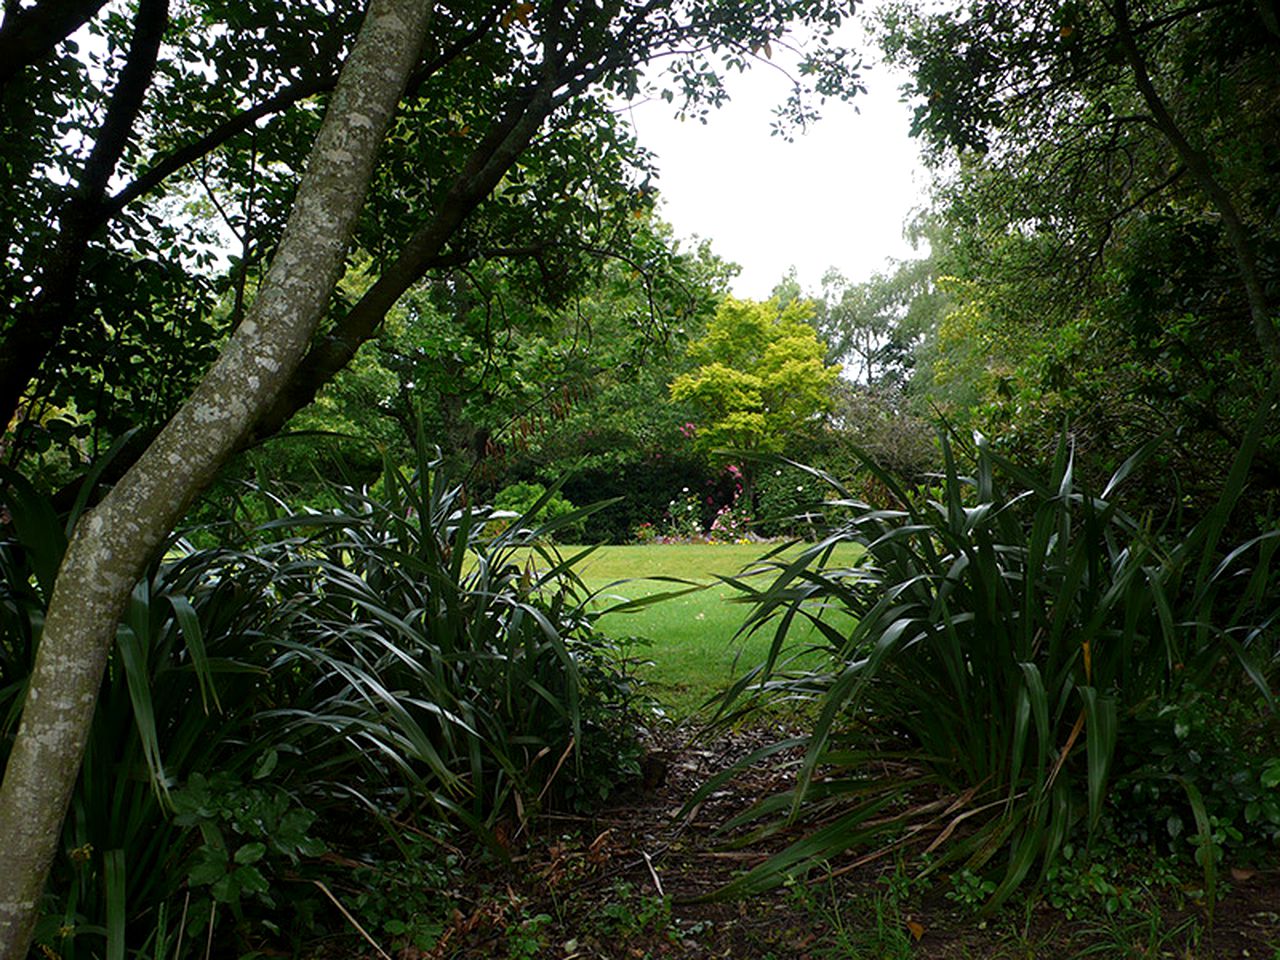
[
  {"left": 0, "top": 0, "right": 169, "bottom": 438},
  {"left": 1111, "top": 0, "right": 1280, "bottom": 366},
  {"left": 0, "top": 0, "right": 431, "bottom": 953}
]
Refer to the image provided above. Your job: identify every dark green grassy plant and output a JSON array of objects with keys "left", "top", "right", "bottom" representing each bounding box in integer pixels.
[
  {"left": 0, "top": 444, "right": 643, "bottom": 956},
  {"left": 697, "top": 427, "right": 1279, "bottom": 907},
  {"left": 249, "top": 461, "right": 611, "bottom": 827},
  {"left": 1, "top": 462, "right": 280, "bottom": 957}
]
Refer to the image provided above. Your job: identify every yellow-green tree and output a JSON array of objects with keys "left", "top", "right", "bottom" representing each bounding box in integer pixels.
[{"left": 670, "top": 296, "right": 839, "bottom": 485}]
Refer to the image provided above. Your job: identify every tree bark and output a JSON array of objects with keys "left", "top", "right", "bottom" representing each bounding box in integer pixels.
[{"left": 0, "top": 0, "right": 431, "bottom": 953}]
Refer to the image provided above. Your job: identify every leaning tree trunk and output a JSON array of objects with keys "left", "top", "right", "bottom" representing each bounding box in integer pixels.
[
  {"left": 1111, "top": 0, "right": 1280, "bottom": 367},
  {"left": 0, "top": 0, "right": 431, "bottom": 953}
]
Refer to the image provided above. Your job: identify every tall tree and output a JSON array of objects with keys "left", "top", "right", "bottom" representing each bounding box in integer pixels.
[
  {"left": 0, "top": 0, "right": 433, "bottom": 951},
  {"left": 876, "top": 0, "right": 1280, "bottom": 364},
  {"left": 670, "top": 295, "right": 840, "bottom": 502},
  {"left": 871, "top": 0, "right": 1280, "bottom": 506},
  {"left": 0, "top": 0, "right": 864, "bottom": 469}
]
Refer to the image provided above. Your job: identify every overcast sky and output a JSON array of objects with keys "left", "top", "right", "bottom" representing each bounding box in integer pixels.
[{"left": 622, "top": 20, "right": 932, "bottom": 300}]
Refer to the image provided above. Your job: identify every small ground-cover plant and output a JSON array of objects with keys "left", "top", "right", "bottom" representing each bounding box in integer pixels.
[
  {"left": 698, "top": 426, "right": 1279, "bottom": 908},
  {"left": 170, "top": 768, "right": 328, "bottom": 940},
  {"left": 783, "top": 867, "right": 918, "bottom": 960},
  {"left": 1109, "top": 689, "right": 1280, "bottom": 867},
  {"left": 350, "top": 826, "right": 463, "bottom": 954}
]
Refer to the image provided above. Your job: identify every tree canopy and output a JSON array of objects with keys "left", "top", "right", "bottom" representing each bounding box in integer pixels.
[
  {"left": 0, "top": 0, "right": 864, "bottom": 479},
  {"left": 853, "top": 0, "right": 1280, "bottom": 506},
  {"left": 670, "top": 295, "right": 840, "bottom": 461}
]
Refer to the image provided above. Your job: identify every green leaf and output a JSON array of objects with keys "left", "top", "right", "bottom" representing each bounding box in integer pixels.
[
  {"left": 1079, "top": 687, "right": 1117, "bottom": 831},
  {"left": 252, "top": 749, "right": 279, "bottom": 780},
  {"left": 210, "top": 874, "right": 239, "bottom": 904},
  {"left": 234, "top": 865, "right": 270, "bottom": 895},
  {"left": 190, "top": 850, "right": 228, "bottom": 886},
  {"left": 105, "top": 849, "right": 127, "bottom": 960},
  {"left": 234, "top": 842, "right": 267, "bottom": 865},
  {"left": 1262, "top": 761, "right": 1280, "bottom": 790}
]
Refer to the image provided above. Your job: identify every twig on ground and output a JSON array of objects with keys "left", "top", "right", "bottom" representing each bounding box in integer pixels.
[
  {"left": 643, "top": 850, "right": 665, "bottom": 897},
  {"left": 313, "top": 879, "right": 393, "bottom": 960}
]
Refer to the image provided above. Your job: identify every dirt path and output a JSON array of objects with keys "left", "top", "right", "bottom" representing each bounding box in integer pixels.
[{"left": 406, "top": 721, "right": 1280, "bottom": 959}]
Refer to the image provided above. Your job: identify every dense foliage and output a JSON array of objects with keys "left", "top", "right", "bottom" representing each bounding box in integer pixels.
[
  {"left": 0, "top": 450, "right": 646, "bottom": 952},
  {"left": 858, "top": 0, "right": 1280, "bottom": 515},
  {"left": 4, "top": 0, "right": 1280, "bottom": 951},
  {"left": 709, "top": 425, "right": 1279, "bottom": 905}
]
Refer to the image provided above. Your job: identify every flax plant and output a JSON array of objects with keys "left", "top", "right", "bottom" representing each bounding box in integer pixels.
[
  {"left": 700, "top": 425, "right": 1278, "bottom": 907},
  {"left": 253, "top": 448, "right": 614, "bottom": 829},
  {"left": 1, "top": 440, "right": 623, "bottom": 952}
]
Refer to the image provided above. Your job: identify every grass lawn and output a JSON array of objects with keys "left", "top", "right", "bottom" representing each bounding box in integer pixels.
[{"left": 555, "top": 542, "right": 862, "bottom": 719}]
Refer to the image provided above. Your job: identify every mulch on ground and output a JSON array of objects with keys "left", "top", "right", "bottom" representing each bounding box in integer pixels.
[{"left": 381, "top": 720, "right": 1280, "bottom": 959}]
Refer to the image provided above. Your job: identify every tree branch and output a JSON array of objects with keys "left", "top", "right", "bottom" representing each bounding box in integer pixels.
[
  {"left": 250, "top": 78, "right": 563, "bottom": 441},
  {"left": 0, "top": 0, "right": 169, "bottom": 439},
  {"left": 107, "top": 7, "right": 503, "bottom": 220},
  {"left": 0, "top": 0, "right": 110, "bottom": 89},
  {"left": 104, "top": 70, "right": 339, "bottom": 218},
  {"left": 1110, "top": 0, "right": 1280, "bottom": 365}
]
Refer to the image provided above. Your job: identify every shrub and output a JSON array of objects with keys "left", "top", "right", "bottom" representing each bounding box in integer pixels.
[
  {"left": 754, "top": 463, "right": 821, "bottom": 538},
  {"left": 701, "top": 427, "right": 1279, "bottom": 907},
  {"left": 708, "top": 502, "right": 752, "bottom": 542},
  {"left": 633, "top": 521, "right": 658, "bottom": 544},
  {"left": 0, "top": 446, "right": 645, "bottom": 955},
  {"left": 558, "top": 454, "right": 712, "bottom": 543},
  {"left": 491, "top": 480, "right": 584, "bottom": 541},
  {"left": 664, "top": 486, "right": 705, "bottom": 540}
]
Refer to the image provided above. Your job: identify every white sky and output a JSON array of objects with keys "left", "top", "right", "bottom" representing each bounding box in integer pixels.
[
  {"left": 623, "top": 21, "right": 931, "bottom": 300},
  {"left": 67, "top": 7, "right": 928, "bottom": 300}
]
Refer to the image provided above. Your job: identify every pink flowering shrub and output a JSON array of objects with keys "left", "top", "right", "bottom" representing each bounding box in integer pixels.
[
  {"left": 708, "top": 503, "right": 752, "bottom": 542},
  {"left": 708, "top": 465, "right": 753, "bottom": 542}
]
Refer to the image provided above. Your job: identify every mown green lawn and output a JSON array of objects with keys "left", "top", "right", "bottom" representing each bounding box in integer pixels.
[{"left": 555, "top": 542, "right": 862, "bottom": 719}]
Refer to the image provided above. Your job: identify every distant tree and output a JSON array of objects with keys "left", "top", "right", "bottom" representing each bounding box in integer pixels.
[
  {"left": 873, "top": 0, "right": 1280, "bottom": 505},
  {"left": 876, "top": 0, "right": 1279, "bottom": 364},
  {"left": 814, "top": 262, "right": 942, "bottom": 388},
  {"left": 670, "top": 296, "right": 839, "bottom": 503}
]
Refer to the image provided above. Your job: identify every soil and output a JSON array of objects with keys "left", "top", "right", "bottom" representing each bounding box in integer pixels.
[{"left": 351, "top": 721, "right": 1280, "bottom": 960}]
